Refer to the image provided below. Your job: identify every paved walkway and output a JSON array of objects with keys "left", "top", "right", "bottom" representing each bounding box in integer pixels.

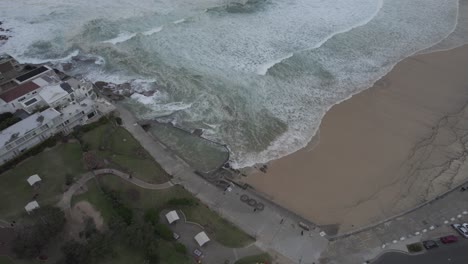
[
  {"left": 57, "top": 168, "right": 173, "bottom": 210},
  {"left": 93, "top": 168, "right": 173, "bottom": 190},
  {"left": 116, "top": 104, "right": 329, "bottom": 264}
]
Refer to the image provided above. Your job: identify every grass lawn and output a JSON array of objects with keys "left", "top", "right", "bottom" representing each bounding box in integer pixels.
[
  {"left": 234, "top": 253, "right": 272, "bottom": 264},
  {"left": 157, "top": 240, "right": 191, "bottom": 264},
  {"left": 0, "top": 142, "right": 84, "bottom": 220},
  {"left": 73, "top": 175, "right": 254, "bottom": 248},
  {"left": 81, "top": 122, "right": 169, "bottom": 184},
  {"left": 0, "top": 256, "right": 14, "bottom": 264},
  {"left": 97, "top": 244, "right": 146, "bottom": 264}
]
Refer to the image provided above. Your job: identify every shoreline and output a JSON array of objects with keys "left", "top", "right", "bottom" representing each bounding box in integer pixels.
[{"left": 245, "top": 44, "right": 468, "bottom": 235}]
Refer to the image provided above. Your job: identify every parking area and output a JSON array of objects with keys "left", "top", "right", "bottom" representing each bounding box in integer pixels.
[{"left": 159, "top": 209, "right": 261, "bottom": 264}]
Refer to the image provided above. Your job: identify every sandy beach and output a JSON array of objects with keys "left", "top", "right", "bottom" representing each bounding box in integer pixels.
[{"left": 246, "top": 45, "right": 468, "bottom": 235}]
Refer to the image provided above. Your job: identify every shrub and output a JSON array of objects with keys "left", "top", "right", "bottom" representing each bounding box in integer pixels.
[
  {"left": 166, "top": 198, "right": 197, "bottom": 207},
  {"left": 12, "top": 207, "right": 66, "bottom": 259},
  {"left": 407, "top": 243, "right": 423, "bottom": 253},
  {"left": 144, "top": 208, "right": 159, "bottom": 225},
  {"left": 65, "top": 174, "right": 74, "bottom": 186},
  {"left": 0, "top": 135, "right": 60, "bottom": 175},
  {"left": 174, "top": 242, "right": 187, "bottom": 254},
  {"left": 154, "top": 224, "right": 173, "bottom": 241}
]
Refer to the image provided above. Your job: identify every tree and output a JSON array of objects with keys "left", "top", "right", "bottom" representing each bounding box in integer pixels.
[
  {"left": 154, "top": 224, "right": 173, "bottom": 241},
  {"left": 144, "top": 208, "right": 159, "bottom": 225},
  {"left": 12, "top": 206, "right": 66, "bottom": 259},
  {"left": 146, "top": 241, "right": 159, "bottom": 264},
  {"left": 60, "top": 240, "right": 91, "bottom": 264}
]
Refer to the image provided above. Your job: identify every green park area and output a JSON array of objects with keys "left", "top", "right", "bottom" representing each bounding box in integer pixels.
[
  {"left": 72, "top": 174, "right": 254, "bottom": 248},
  {"left": 79, "top": 120, "right": 169, "bottom": 184},
  {"left": 0, "top": 117, "right": 254, "bottom": 264},
  {"left": 0, "top": 142, "right": 84, "bottom": 220},
  {"left": 234, "top": 253, "right": 272, "bottom": 264}
]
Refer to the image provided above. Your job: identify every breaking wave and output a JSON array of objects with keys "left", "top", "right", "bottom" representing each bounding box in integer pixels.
[{"left": 1, "top": 0, "right": 467, "bottom": 167}]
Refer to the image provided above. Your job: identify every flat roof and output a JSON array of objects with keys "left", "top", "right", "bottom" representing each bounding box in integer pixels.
[
  {"left": 194, "top": 231, "right": 210, "bottom": 247},
  {"left": 0, "top": 61, "right": 14, "bottom": 73},
  {"left": 165, "top": 210, "right": 180, "bottom": 224},
  {"left": 0, "top": 82, "right": 40, "bottom": 102},
  {"left": 25, "top": 200, "right": 40, "bottom": 212},
  {"left": 39, "top": 84, "right": 69, "bottom": 104},
  {"left": 0, "top": 108, "right": 60, "bottom": 147},
  {"left": 16, "top": 66, "right": 49, "bottom": 83},
  {"left": 27, "top": 174, "right": 41, "bottom": 186}
]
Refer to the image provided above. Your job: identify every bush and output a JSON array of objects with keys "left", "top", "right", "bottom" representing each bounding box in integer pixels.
[
  {"left": 407, "top": 243, "right": 423, "bottom": 253},
  {"left": 0, "top": 115, "right": 21, "bottom": 130},
  {"left": 174, "top": 242, "right": 187, "bottom": 254},
  {"left": 65, "top": 174, "right": 74, "bottom": 186},
  {"left": 74, "top": 117, "right": 109, "bottom": 134},
  {"left": 166, "top": 198, "right": 197, "bottom": 207},
  {"left": 12, "top": 206, "right": 66, "bottom": 259},
  {"left": 144, "top": 208, "right": 159, "bottom": 225},
  {"left": 0, "top": 135, "right": 60, "bottom": 175},
  {"left": 154, "top": 224, "right": 173, "bottom": 241}
]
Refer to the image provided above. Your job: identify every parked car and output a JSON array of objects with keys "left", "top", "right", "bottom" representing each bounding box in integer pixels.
[
  {"left": 423, "top": 240, "right": 438, "bottom": 249},
  {"left": 440, "top": 235, "right": 458, "bottom": 244},
  {"left": 193, "top": 248, "right": 203, "bottom": 257},
  {"left": 452, "top": 224, "right": 468, "bottom": 238}
]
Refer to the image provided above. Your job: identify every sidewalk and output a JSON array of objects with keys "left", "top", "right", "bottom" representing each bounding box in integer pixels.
[{"left": 116, "top": 104, "right": 329, "bottom": 264}]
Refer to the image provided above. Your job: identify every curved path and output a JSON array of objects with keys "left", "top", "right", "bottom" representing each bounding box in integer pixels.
[{"left": 57, "top": 168, "right": 173, "bottom": 210}]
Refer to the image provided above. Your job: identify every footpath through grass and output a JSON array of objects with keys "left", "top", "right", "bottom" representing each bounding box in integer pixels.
[
  {"left": 73, "top": 175, "right": 254, "bottom": 248},
  {"left": 0, "top": 142, "right": 84, "bottom": 220},
  {"left": 80, "top": 121, "right": 169, "bottom": 184}
]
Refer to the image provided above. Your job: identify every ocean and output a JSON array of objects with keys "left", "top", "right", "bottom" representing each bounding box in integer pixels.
[{"left": 1, "top": 0, "right": 467, "bottom": 168}]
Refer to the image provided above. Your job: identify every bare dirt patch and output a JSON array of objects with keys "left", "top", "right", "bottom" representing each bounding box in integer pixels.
[
  {"left": 71, "top": 201, "right": 104, "bottom": 231},
  {"left": 65, "top": 201, "right": 105, "bottom": 240}
]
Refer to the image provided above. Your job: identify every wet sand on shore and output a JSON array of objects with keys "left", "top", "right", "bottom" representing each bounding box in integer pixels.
[{"left": 245, "top": 45, "right": 468, "bottom": 234}]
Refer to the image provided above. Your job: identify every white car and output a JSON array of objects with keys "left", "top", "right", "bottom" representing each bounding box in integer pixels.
[{"left": 452, "top": 224, "right": 468, "bottom": 238}]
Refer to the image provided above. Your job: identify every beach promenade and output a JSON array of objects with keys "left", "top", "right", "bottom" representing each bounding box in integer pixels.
[{"left": 115, "top": 104, "right": 329, "bottom": 264}]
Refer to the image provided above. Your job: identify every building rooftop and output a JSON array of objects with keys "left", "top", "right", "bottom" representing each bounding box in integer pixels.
[
  {"left": 15, "top": 66, "right": 49, "bottom": 83},
  {"left": 27, "top": 174, "right": 41, "bottom": 186},
  {"left": 0, "top": 81, "right": 40, "bottom": 103},
  {"left": 0, "top": 60, "right": 14, "bottom": 74},
  {"left": 39, "top": 84, "right": 69, "bottom": 104},
  {"left": 60, "top": 98, "right": 94, "bottom": 118},
  {"left": 0, "top": 108, "right": 60, "bottom": 147}
]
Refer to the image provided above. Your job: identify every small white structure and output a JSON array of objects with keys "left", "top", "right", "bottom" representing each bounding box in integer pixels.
[
  {"left": 194, "top": 231, "right": 210, "bottom": 247},
  {"left": 27, "top": 174, "right": 41, "bottom": 186},
  {"left": 25, "top": 200, "right": 40, "bottom": 213},
  {"left": 165, "top": 210, "right": 180, "bottom": 224}
]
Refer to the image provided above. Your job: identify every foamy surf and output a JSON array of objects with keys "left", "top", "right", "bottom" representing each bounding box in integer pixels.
[
  {"left": 173, "top": 19, "right": 186, "bottom": 24},
  {"left": 143, "top": 26, "right": 163, "bottom": 36},
  {"left": 1, "top": 0, "right": 467, "bottom": 168},
  {"left": 257, "top": 53, "right": 293, "bottom": 75},
  {"left": 102, "top": 32, "right": 137, "bottom": 44}
]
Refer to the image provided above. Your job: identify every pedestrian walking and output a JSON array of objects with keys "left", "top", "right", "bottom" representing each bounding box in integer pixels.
[
  {"left": 280, "top": 218, "right": 284, "bottom": 224},
  {"left": 301, "top": 230, "right": 304, "bottom": 236}
]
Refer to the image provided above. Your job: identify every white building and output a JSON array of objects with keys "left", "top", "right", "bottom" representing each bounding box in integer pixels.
[
  {"left": 0, "top": 55, "right": 112, "bottom": 165},
  {"left": 25, "top": 200, "right": 40, "bottom": 213},
  {"left": 0, "top": 108, "right": 62, "bottom": 162}
]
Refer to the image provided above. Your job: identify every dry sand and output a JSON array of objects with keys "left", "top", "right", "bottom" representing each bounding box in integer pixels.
[{"left": 246, "top": 45, "right": 468, "bottom": 234}]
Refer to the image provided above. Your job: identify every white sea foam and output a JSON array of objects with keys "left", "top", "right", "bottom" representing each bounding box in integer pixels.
[
  {"left": 256, "top": 53, "right": 293, "bottom": 75},
  {"left": 142, "top": 26, "right": 163, "bottom": 36},
  {"left": 173, "top": 19, "right": 186, "bottom": 24},
  {"left": 102, "top": 32, "right": 137, "bottom": 44},
  {"left": 1, "top": 0, "right": 466, "bottom": 168}
]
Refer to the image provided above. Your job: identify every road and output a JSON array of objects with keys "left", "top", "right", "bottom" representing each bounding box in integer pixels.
[{"left": 373, "top": 238, "right": 468, "bottom": 264}]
